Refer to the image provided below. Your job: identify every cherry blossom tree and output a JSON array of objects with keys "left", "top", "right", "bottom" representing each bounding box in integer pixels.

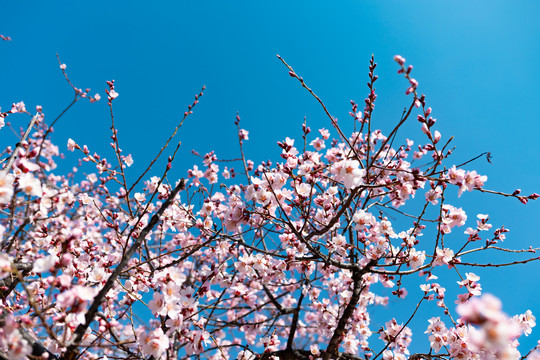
[{"left": 1, "top": 38, "right": 539, "bottom": 360}]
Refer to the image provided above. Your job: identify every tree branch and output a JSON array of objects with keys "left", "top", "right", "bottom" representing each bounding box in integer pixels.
[
  {"left": 323, "top": 261, "right": 376, "bottom": 360},
  {"left": 61, "top": 179, "right": 185, "bottom": 360}
]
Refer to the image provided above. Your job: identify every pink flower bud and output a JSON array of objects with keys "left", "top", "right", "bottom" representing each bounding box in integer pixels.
[
  {"left": 421, "top": 123, "right": 430, "bottom": 135},
  {"left": 393, "top": 55, "right": 406, "bottom": 65}
]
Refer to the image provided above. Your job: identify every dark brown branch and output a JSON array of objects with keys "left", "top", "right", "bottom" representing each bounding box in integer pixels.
[
  {"left": 61, "top": 179, "right": 185, "bottom": 360},
  {"left": 323, "top": 261, "right": 376, "bottom": 360},
  {"left": 286, "top": 289, "right": 305, "bottom": 350},
  {"left": 257, "top": 349, "right": 446, "bottom": 360}
]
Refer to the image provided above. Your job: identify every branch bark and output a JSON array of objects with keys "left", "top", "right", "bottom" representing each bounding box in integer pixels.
[
  {"left": 61, "top": 179, "right": 185, "bottom": 360},
  {"left": 323, "top": 260, "right": 376, "bottom": 360}
]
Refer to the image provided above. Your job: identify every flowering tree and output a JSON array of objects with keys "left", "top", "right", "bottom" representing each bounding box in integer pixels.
[{"left": 0, "top": 34, "right": 539, "bottom": 360}]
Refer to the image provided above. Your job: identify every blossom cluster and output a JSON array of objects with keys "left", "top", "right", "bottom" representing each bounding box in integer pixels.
[{"left": 0, "top": 54, "right": 538, "bottom": 360}]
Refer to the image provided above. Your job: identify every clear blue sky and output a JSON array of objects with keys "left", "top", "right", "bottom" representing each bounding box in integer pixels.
[{"left": 2, "top": 0, "right": 540, "bottom": 353}]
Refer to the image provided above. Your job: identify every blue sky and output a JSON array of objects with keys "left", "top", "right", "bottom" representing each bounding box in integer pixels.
[{"left": 2, "top": 0, "right": 540, "bottom": 354}]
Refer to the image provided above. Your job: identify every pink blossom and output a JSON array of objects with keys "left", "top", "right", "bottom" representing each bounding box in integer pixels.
[
  {"left": 464, "top": 227, "right": 479, "bottom": 236},
  {"left": 332, "top": 159, "right": 365, "bottom": 189},
  {"left": 108, "top": 89, "right": 119, "bottom": 99},
  {"left": 441, "top": 204, "right": 467, "bottom": 232},
  {"left": 33, "top": 252, "right": 59, "bottom": 273},
  {"left": 10, "top": 101, "right": 26, "bottom": 113},
  {"left": 408, "top": 248, "right": 426, "bottom": 269},
  {"left": 456, "top": 294, "right": 527, "bottom": 358},
  {"left": 123, "top": 154, "right": 134, "bottom": 167},
  {"left": 457, "top": 293, "right": 505, "bottom": 325},
  {"left": 239, "top": 129, "right": 249, "bottom": 140},
  {"left": 186, "top": 330, "right": 210, "bottom": 355},
  {"left": 14, "top": 156, "right": 40, "bottom": 173},
  {"left": 447, "top": 165, "right": 465, "bottom": 185},
  {"left": 17, "top": 173, "right": 42, "bottom": 197},
  {"left": 319, "top": 128, "right": 330, "bottom": 139},
  {"left": 88, "top": 267, "right": 109, "bottom": 283},
  {"left": 258, "top": 334, "right": 280, "bottom": 353},
  {"left": 425, "top": 186, "right": 442, "bottom": 205},
  {"left": 56, "top": 285, "right": 96, "bottom": 310},
  {"left": 222, "top": 167, "right": 231, "bottom": 179},
  {"left": 67, "top": 138, "right": 77, "bottom": 151},
  {"left": 140, "top": 328, "right": 170, "bottom": 358},
  {"left": 295, "top": 183, "right": 311, "bottom": 198},
  {"left": 310, "top": 137, "right": 326, "bottom": 151},
  {"left": 433, "top": 247, "right": 455, "bottom": 266},
  {"left": 0, "top": 254, "right": 12, "bottom": 279},
  {"left": 514, "top": 310, "right": 536, "bottom": 336},
  {"left": 78, "top": 192, "right": 92, "bottom": 205},
  {"left": 148, "top": 293, "right": 166, "bottom": 316},
  {"left": 457, "top": 272, "right": 482, "bottom": 300},
  {"left": 3, "top": 331, "right": 32, "bottom": 360},
  {"left": 353, "top": 209, "right": 375, "bottom": 230},
  {"left": 0, "top": 174, "right": 14, "bottom": 203}
]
